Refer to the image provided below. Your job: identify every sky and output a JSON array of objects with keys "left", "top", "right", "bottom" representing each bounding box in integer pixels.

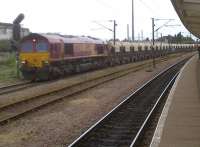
[{"left": 0, "top": 0, "right": 193, "bottom": 40}]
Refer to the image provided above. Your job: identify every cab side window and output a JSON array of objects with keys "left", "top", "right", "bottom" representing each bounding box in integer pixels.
[
  {"left": 50, "top": 44, "right": 61, "bottom": 58},
  {"left": 64, "top": 43, "right": 73, "bottom": 55}
]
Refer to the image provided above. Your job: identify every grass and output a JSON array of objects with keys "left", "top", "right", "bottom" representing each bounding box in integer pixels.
[
  {"left": 0, "top": 40, "right": 10, "bottom": 52},
  {"left": 0, "top": 53, "right": 18, "bottom": 82}
]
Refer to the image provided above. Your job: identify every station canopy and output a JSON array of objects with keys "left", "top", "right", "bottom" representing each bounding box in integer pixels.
[{"left": 171, "top": 0, "right": 200, "bottom": 38}]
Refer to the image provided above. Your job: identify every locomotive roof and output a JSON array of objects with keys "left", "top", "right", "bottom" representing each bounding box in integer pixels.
[{"left": 22, "top": 33, "right": 106, "bottom": 44}]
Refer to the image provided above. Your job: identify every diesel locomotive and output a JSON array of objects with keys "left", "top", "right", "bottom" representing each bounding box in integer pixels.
[{"left": 19, "top": 33, "right": 195, "bottom": 80}]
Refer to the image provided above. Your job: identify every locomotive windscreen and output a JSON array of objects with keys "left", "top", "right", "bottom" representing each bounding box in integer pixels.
[
  {"left": 21, "top": 41, "right": 33, "bottom": 52},
  {"left": 36, "top": 41, "right": 48, "bottom": 52},
  {"left": 21, "top": 40, "right": 48, "bottom": 52}
]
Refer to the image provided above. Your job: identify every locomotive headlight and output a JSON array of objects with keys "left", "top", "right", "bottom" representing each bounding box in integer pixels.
[
  {"left": 42, "top": 60, "right": 49, "bottom": 64},
  {"left": 21, "top": 60, "right": 27, "bottom": 64}
]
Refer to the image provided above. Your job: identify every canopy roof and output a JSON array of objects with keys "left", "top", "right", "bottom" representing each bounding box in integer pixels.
[{"left": 171, "top": 0, "right": 200, "bottom": 38}]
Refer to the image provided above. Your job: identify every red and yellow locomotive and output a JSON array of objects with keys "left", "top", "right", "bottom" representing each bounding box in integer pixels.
[
  {"left": 19, "top": 33, "right": 195, "bottom": 80},
  {"left": 19, "top": 33, "right": 109, "bottom": 80}
]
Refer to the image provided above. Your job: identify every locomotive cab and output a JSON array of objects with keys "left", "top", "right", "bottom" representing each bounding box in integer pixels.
[{"left": 19, "top": 34, "right": 50, "bottom": 80}]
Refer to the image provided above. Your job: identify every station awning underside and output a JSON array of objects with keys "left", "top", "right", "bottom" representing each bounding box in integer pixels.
[{"left": 171, "top": 0, "right": 200, "bottom": 38}]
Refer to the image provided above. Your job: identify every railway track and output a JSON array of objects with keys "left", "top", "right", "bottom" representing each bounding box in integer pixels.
[
  {"left": 0, "top": 53, "right": 183, "bottom": 97},
  {"left": 0, "top": 80, "right": 56, "bottom": 95},
  {"left": 0, "top": 55, "right": 166, "bottom": 96},
  {"left": 0, "top": 59, "right": 153, "bottom": 124},
  {"left": 0, "top": 82, "right": 33, "bottom": 95},
  {"left": 67, "top": 58, "right": 189, "bottom": 147},
  {"left": 0, "top": 54, "right": 190, "bottom": 124}
]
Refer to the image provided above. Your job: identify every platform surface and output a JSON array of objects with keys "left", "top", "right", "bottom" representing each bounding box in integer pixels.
[{"left": 151, "top": 54, "right": 200, "bottom": 147}]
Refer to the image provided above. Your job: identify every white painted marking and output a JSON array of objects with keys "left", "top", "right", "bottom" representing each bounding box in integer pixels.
[{"left": 149, "top": 55, "right": 196, "bottom": 147}]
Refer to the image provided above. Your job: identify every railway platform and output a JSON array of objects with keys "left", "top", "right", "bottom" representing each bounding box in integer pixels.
[{"left": 151, "top": 53, "right": 200, "bottom": 147}]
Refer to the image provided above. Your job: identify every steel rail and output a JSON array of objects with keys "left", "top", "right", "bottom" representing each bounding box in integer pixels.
[
  {"left": 0, "top": 55, "right": 189, "bottom": 125},
  {"left": 129, "top": 72, "right": 179, "bottom": 147},
  {"left": 0, "top": 81, "right": 32, "bottom": 95},
  {"left": 68, "top": 58, "right": 188, "bottom": 147},
  {"left": 0, "top": 54, "right": 180, "bottom": 96},
  {"left": 0, "top": 59, "right": 159, "bottom": 124}
]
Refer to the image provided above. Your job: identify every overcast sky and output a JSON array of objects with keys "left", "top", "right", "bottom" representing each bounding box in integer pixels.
[{"left": 0, "top": 0, "right": 193, "bottom": 40}]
